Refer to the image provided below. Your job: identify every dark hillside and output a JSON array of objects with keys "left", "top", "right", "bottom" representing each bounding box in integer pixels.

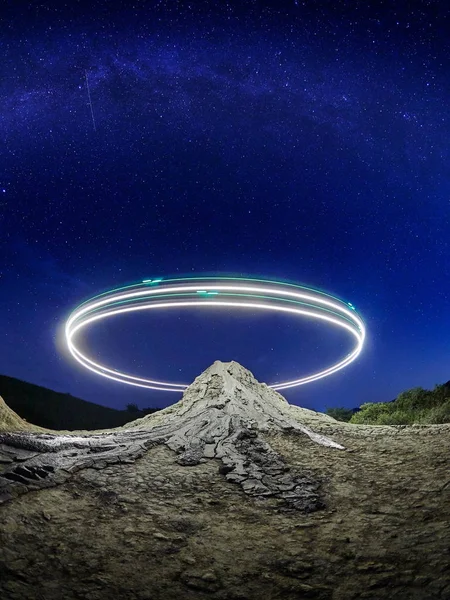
[{"left": 0, "top": 375, "right": 157, "bottom": 430}]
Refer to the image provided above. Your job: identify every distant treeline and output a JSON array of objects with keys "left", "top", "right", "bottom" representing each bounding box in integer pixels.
[
  {"left": 326, "top": 383, "right": 450, "bottom": 425},
  {"left": 125, "top": 403, "right": 160, "bottom": 415},
  {"left": 0, "top": 375, "right": 161, "bottom": 430}
]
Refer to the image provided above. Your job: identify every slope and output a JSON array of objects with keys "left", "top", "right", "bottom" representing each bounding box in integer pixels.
[{"left": 0, "top": 374, "right": 149, "bottom": 430}]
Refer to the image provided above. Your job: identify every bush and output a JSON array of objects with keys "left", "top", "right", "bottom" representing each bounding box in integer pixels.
[
  {"left": 325, "top": 407, "right": 354, "bottom": 422},
  {"left": 395, "top": 387, "right": 434, "bottom": 411},
  {"left": 377, "top": 410, "right": 412, "bottom": 425},
  {"left": 350, "top": 385, "right": 450, "bottom": 425},
  {"left": 417, "top": 399, "right": 450, "bottom": 424},
  {"left": 350, "top": 402, "right": 392, "bottom": 425}
]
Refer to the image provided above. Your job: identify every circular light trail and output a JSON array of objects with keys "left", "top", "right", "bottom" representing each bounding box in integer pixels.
[{"left": 65, "top": 276, "right": 365, "bottom": 392}]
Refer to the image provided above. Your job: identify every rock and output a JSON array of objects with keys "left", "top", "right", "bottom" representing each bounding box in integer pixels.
[
  {"left": 181, "top": 570, "right": 222, "bottom": 592},
  {"left": 123, "top": 526, "right": 136, "bottom": 534},
  {"left": 272, "top": 558, "right": 314, "bottom": 578},
  {"left": 177, "top": 446, "right": 204, "bottom": 466}
]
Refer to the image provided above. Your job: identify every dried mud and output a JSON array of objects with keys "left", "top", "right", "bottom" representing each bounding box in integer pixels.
[{"left": 1, "top": 423, "right": 449, "bottom": 600}]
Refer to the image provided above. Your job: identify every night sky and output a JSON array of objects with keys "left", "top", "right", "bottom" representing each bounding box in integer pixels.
[{"left": 2, "top": 0, "right": 450, "bottom": 412}]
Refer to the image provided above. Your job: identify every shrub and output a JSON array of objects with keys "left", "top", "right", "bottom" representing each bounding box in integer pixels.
[
  {"left": 417, "top": 399, "right": 450, "bottom": 424},
  {"left": 350, "top": 385, "right": 450, "bottom": 425},
  {"left": 325, "top": 407, "right": 354, "bottom": 422},
  {"left": 350, "top": 402, "right": 393, "bottom": 425},
  {"left": 395, "top": 387, "right": 434, "bottom": 411}
]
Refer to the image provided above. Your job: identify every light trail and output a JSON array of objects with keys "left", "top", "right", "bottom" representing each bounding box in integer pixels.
[
  {"left": 64, "top": 276, "right": 366, "bottom": 392},
  {"left": 85, "top": 70, "right": 97, "bottom": 132}
]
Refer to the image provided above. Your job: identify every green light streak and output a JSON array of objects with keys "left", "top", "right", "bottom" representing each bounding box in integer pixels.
[
  {"left": 75, "top": 282, "right": 143, "bottom": 308},
  {"left": 73, "top": 276, "right": 361, "bottom": 323},
  {"left": 72, "top": 290, "right": 359, "bottom": 331}
]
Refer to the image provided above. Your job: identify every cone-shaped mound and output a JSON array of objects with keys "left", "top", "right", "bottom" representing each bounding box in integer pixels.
[
  {"left": 123, "top": 360, "right": 339, "bottom": 436},
  {"left": 0, "top": 361, "right": 346, "bottom": 509}
]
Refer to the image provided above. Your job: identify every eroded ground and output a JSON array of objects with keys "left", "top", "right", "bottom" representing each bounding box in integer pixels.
[{"left": 1, "top": 423, "right": 449, "bottom": 600}]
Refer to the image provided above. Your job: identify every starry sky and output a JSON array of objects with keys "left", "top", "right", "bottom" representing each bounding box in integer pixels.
[{"left": 2, "top": 0, "right": 450, "bottom": 412}]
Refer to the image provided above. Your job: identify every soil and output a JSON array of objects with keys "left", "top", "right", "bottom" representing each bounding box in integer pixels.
[{"left": 1, "top": 421, "right": 449, "bottom": 600}]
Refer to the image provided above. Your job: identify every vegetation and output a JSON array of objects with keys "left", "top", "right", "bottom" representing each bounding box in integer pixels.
[
  {"left": 350, "top": 384, "right": 450, "bottom": 425},
  {"left": 0, "top": 375, "right": 160, "bottom": 430},
  {"left": 325, "top": 407, "right": 354, "bottom": 422},
  {"left": 327, "top": 383, "right": 450, "bottom": 425}
]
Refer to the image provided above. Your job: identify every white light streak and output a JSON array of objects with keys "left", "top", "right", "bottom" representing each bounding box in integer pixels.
[
  {"left": 85, "top": 70, "right": 97, "bottom": 132},
  {"left": 65, "top": 278, "right": 365, "bottom": 392}
]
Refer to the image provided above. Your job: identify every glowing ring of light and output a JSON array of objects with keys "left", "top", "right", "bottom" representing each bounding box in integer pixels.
[{"left": 64, "top": 276, "right": 365, "bottom": 391}]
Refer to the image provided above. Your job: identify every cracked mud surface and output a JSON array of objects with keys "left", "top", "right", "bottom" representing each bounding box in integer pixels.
[
  {"left": 1, "top": 426, "right": 449, "bottom": 600},
  {"left": 1, "top": 362, "right": 449, "bottom": 599}
]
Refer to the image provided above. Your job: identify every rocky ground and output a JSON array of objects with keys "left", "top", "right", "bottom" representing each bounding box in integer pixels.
[{"left": 1, "top": 362, "right": 449, "bottom": 599}]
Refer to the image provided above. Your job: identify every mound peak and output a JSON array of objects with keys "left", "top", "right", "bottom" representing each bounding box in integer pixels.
[{"left": 127, "top": 360, "right": 339, "bottom": 440}]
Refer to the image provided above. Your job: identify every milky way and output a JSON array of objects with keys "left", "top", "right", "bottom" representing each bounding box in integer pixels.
[{"left": 2, "top": 1, "right": 449, "bottom": 411}]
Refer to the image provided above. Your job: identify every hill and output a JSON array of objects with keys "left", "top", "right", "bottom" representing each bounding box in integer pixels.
[
  {"left": 0, "top": 374, "right": 156, "bottom": 431},
  {"left": 0, "top": 361, "right": 449, "bottom": 599},
  {"left": 0, "top": 394, "right": 45, "bottom": 433}
]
